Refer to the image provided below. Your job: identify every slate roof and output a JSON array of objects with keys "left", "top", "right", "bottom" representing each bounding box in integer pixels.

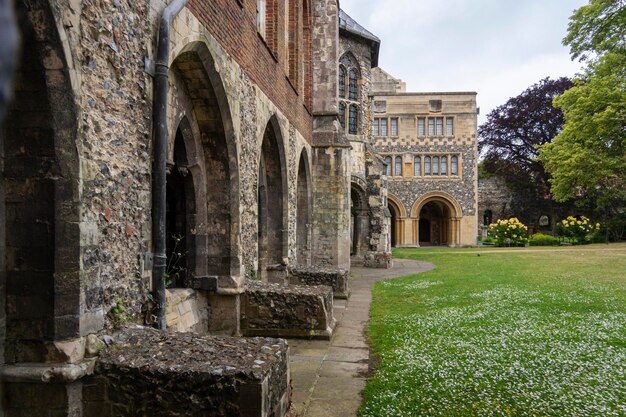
[{"left": 339, "top": 9, "right": 380, "bottom": 67}]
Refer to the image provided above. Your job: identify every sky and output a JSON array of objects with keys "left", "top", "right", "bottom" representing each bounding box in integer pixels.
[{"left": 339, "top": 0, "right": 588, "bottom": 126}]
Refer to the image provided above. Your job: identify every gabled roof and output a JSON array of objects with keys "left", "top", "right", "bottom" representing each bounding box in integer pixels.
[{"left": 339, "top": 9, "right": 380, "bottom": 67}]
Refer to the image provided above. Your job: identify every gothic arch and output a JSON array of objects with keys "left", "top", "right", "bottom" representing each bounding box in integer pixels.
[
  {"left": 296, "top": 148, "right": 312, "bottom": 265},
  {"left": 170, "top": 41, "right": 241, "bottom": 277},
  {"left": 411, "top": 191, "right": 463, "bottom": 219},
  {"left": 387, "top": 194, "right": 406, "bottom": 248},
  {"left": 257, "top": 115, "right": 288, "bottom": 281}
]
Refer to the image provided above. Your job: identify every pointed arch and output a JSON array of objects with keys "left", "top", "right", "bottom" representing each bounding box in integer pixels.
[
  {"left": 257, "top": 115, "right": 289, "bottom": 281},
  {"left": 296, "top": 148, "right": 312, "bottom": 265},
  {"left": 170, "top": 41, "right": 241, "bottom": 278}
]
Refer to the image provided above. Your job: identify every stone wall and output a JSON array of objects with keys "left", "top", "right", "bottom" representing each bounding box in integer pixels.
[
  {"left": 288, "top": 265, "right": 349, "bottom": 299},
  {"left": 242, "top": 281, "right": 335, "bottom": 339},
  {"left": 85, "top": 328, "right": 291, "bottom": 417}
]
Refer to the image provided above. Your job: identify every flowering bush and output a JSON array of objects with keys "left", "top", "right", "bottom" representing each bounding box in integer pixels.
[
  {"left": 488, "top": 218, "right": 528, "bottom": 246},
  {"left": 557, "top": 216, "right": 600, "bottom": 245}
]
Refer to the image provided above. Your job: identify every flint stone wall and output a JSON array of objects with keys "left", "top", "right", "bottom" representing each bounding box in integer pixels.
[
  {"left": 86, "top": 327, "right": 291, "bottom": 417},
  {"left": 242, "top": 282, "right": 335, "bottom": 339},
  {"left": 288, "top": 266, "right": 350, "bottom": 299}
]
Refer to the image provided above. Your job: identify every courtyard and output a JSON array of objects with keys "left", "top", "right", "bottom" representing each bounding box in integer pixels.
[{"left": 359, "top": 243, "right": 626, "bottom": 416}]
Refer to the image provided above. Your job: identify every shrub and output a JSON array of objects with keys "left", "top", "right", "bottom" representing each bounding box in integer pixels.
[
  {"left": 529, "top": 233, "right": 560, "bottom": 246},
  {"left": 488, "top": 218, "right": 528, "bottom": 246},
  {"left": 557, "top": 216, "right": 599, "bottom": 245}
]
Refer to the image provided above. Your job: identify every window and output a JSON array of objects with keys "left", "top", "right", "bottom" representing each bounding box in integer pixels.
[
  {"left": 390, "top": 118, "right": 398, "bottom": 136},
  {"left": 256, "top": 0, "right": 266, "bottom": 38},
  {"left": 414, "top": 156, "right": 421, "bottom": 176},
  {"left": 339, "top": 103, "right": 346, "bottom": 129},
  {"left": 446, "top": 117, "right": 454, "bottom": 136},
  {"left": 435, "top": 117, "right": 443, "bottom": 136},
  {"left": 451, "top": 156, "right": 458, "bottom": 175},
  {"left": 417, "top": 118, "right": 425, "bottom": 136},
  {"left": 432, "top": 156, "right": 439, "bottom": 175},
  {"left": 380, "top": 119, "right": 388, "bottom": 136},
  {"left": 424, "top": 156, "right": 431, "bottom": 175},
  {"left": 373, "top": 118, "right": 379, "bottom": 136},
  {"left": 428, "top": 118, "right": 435, "bottom": 136},
  {"left": 348, "top": 69, "right": 358, "bottom": 100},
  {"left": 348, "top": 104, "right": 358, "bottom": 134},
  {"left": 339, "top": 66, "right": 346, "bottom": 98},
  {"left": 441, "top": 156, "right": 447, "bottom": 175},
  {"left": 395, "top": 156, "right": 402, "bottom": 176},
  {"left": 385, "top": 156, "right": 392, "bottom": 176}
]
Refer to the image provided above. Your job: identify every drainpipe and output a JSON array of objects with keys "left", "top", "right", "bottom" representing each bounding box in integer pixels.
[{"left": 152, "top": 0, "right": 188, "bottom": 330}]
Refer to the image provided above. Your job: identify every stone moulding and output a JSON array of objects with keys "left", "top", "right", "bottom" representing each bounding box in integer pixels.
[
  {"left": 86, "top": 327, "right": 291, "bottom": 417},
  {"left": 241, "top": 281, "right": 336, "bottom": 340},
  {"left": 287, "top": 265, "right": 350, "bottom": 299}
]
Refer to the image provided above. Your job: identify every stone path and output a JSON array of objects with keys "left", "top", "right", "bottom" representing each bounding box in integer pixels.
[{"left": 288, "top": 259, "right": 435, "bottom": 417}]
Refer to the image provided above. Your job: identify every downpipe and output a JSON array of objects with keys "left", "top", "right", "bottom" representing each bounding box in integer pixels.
[{"left": 152, "top": 0, "right": 189, "bottom": 330}]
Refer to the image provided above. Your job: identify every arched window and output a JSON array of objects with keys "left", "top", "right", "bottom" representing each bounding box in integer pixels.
[
  {"left": 349, "top": 69, "right": 358, "bottom": 100},
  {"left": 424, "top": 156, "right": 431, "bottom": 175},
  {"left": 385, "top": 156, "right": 392, "bottom": 176},
  {"left": 432, "top": 156, "right": 439, "bottom": 175},
  {"left": 348, "top": 104, "right": 358, "bottom": 134},
  {"left": 339, "top": 103, "right": 346, "bottom": 129},
  {"left": 414, "top": 156, "right": 421, "bottom": 176},
  {"left": 395, "top": 156, "right": 403, "bottom": 176},
  {"left": 441, "top": 156, "right": 448, "bottom": 175},
  {"left": 339, "top": 66, "right": 346, "bottom": 98},
  {"left": 451, "top": 156, "right": 458, "bottom": 175}
]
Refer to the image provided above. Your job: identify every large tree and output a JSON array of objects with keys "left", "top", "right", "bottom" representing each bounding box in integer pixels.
[
  {"left": 478, "top": 77, "right": 573, "bottom": 197},
  {"left": 540, "top": 0, "right": 626, "bottom": 214}
]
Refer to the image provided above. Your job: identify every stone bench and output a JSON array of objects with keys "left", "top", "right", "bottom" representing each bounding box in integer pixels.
[
  {"left": 242, "top": 281, "right": 336, "bottom": 339},
  {"left": 85, "top": 327, "right": 291, "bottom": 417},
  {"left": 287, "top": 266, "right": 350, "bottom": 299}
]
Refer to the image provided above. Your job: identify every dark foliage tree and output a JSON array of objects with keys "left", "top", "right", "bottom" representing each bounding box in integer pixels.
[{"left": 478, "top": 77, "right": 574, "bottom": 198}]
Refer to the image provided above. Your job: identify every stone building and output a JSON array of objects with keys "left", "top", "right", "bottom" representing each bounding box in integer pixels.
[
  {"left": 338, "top": 10, "right": 392, "bottom": 268},
  {"left": 371, "top": 68, "right": 479, "bottom": 247},
  {"left": 0, "top": 0, "right": 354, "bottom": 415}
]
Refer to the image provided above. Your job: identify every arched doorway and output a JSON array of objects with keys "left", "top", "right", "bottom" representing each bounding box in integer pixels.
[
  {"left": 387, "top": 196, "right": 405, "bottom": 248},
  {"left": 2, "top": 2, "right": 80, "bottom": 363},
  {"left": 257, "top": 118, "right": 287, "bottom": 281},
  {"left": 296, "top": 151, "right": 311, "bottom": 265},
  {"left": 350, "top": 183, "right": 369, "bottom": 257},
  {"left": 412, "top": 192, "right": 463, "bottom": 247},
  {"left": 170, "top": 44, "right": 239, "bottom": 278},
  {"left": 165, "top": 123, "right": 199, "bottom": 288}
]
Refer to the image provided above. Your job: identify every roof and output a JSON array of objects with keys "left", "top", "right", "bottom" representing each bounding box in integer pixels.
[{"left": 339, "top": 9, "right": 380, "bottom": 67}]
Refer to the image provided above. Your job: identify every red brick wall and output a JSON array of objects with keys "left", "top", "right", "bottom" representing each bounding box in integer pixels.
[{"left": 187, "top": 0, "right": 313, "bottom": 141}]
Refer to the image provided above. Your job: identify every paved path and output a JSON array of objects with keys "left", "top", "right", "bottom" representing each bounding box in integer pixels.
[{"left": 288, "top": 259, "right": 435, "bottom": 417}]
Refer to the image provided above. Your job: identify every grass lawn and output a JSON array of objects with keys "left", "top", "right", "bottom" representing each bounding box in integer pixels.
[{"left": 359, "top": 244, "right": 626, "bottom": 417}]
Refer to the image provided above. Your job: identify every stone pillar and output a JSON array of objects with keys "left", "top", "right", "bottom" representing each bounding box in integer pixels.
[
  {"left": 355, "top": 210, "right": 369, "bottom": 256},
  {"left": 310, "top": 0, "right": 351, "bottom": 269}
]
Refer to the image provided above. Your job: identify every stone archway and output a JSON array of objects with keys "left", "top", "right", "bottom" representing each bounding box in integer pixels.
[
  {"left": 387, "top": 194, "right": 406, "bottom": 248},
  {"left": 170, "top": 43, "right": 241, "bottom": 280},
  {"left": 296, "top": 150, "right": 311, "bottom": 265},
  {"left": 1, "top": 1, "right": 81, "bottom": 363},
  {"left": 257, "top": 117, "right": 288, "bottom": 282},
  {"left": 411, "top": 192, "right": 463, "bottom": 247},
  {"left": 350, "top": 183, "right": 369, "bottom": 258}
]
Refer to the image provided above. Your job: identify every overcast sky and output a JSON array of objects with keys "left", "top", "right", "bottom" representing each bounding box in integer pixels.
[{"left": 339, "top": 0, "right": 588, "bottom": 125}]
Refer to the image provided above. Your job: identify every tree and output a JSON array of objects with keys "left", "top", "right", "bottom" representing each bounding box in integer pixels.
[
  {"left": 478, "top": 77, "right": 573, "bottom": 197},
  {"left": 539, "top": 0, "right": 626, "bottom": 216}
]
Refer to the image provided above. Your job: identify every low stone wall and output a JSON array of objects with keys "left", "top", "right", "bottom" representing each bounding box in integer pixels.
[
  {"left": 364, "top": 251, "right": 393, "bottom": 269},
  {"left": 242, "top": 282, "right": 336, "bottom": 339},
  {"left": 288, "top": 266, "right": 350, "bottom": 299},
  {"left": 165, "top": 288, "right": 209, "bottom": 333},
  {"left": 85, "top": 327, "right": 291, "bottom": 417}
]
